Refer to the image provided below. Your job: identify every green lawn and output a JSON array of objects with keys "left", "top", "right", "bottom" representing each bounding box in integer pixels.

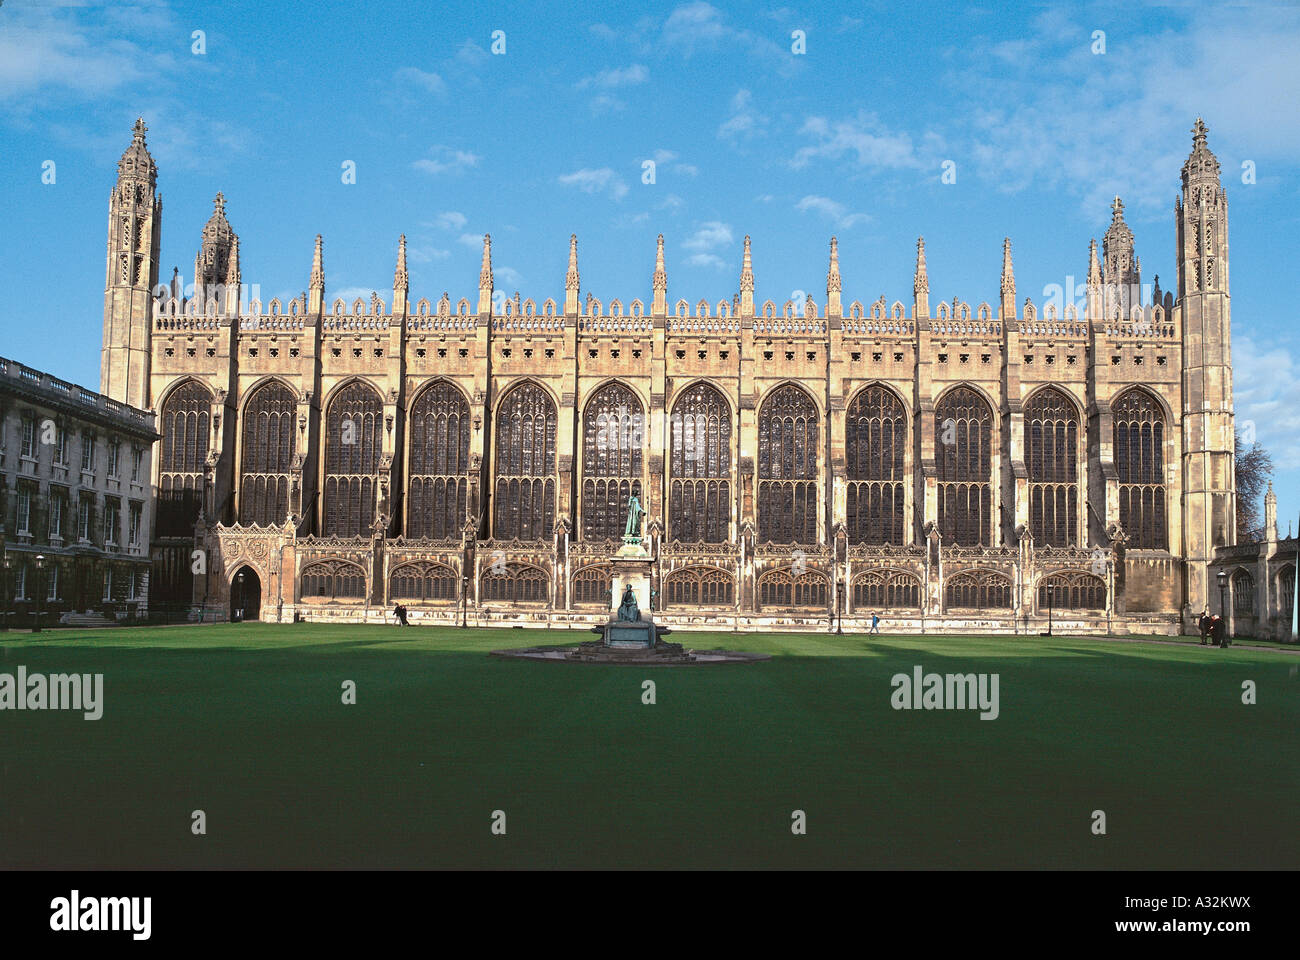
[{"left": 0, "top": 623, "right": 1295, "bottom": 869}]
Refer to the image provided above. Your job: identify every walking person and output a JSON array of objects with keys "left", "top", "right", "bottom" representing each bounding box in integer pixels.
[
  {"left": 870, "top": 613, "right": 880, "bottom": 635},
  {"left": 1198, "top": 609, "right": 1212, "bottom": 645}
]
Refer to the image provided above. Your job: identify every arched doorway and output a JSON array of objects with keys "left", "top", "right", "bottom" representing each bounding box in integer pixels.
[{"left": 230, "top": 566, "right": 262, "bottom": 622}]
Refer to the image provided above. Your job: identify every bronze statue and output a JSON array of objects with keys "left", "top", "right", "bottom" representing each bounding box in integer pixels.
[{"left": 617, "top": 583, "right": 640, "bottom": 622}]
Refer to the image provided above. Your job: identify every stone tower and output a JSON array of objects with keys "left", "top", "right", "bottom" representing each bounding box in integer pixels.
[
  {"left": 101, "top": 118, "right": 161, "bottom": 409},
  {"left": 192, "top": 192, "right": 238, "bottom": 312},
  {"left": 1178, "top": 117, "right": 1236, "bottom": 618},
  {"left": 1102, "top": 196, "right": 1140, "bottom": 316}
]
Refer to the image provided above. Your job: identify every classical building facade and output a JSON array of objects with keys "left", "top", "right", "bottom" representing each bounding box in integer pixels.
[
  {"left": 0, "top": 355, "right": 157, "bottom": 625},
  {"left": 99, "top": 117, "right": 1261, "bottom": 633}
]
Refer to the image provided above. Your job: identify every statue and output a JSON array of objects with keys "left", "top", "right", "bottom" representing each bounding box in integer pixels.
[
  {"left": 617, "top": 583, "right": 640, "bottom": 622},
  {"left": 623, "top": 493, "right": 645, "bottom": 545}
]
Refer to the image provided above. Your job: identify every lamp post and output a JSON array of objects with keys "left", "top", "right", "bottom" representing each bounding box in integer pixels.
[
  {"left": 1217, "top": 569, "right": 1228, "bottom": 639},
  {"left": 1041, "top": 584, "right": 1054, "bottom": 636},
  {"left": 33, "top": 554, "right": 46, "bottom": 633},
  {"left": 235, "top": 570, "right": 245, "bottom": 623},
  {"left": 1, "top": 554, "right": 10, "bottom": 632}
]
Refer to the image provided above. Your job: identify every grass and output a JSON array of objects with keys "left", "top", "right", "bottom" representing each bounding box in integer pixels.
[{"left": 0, "top": 623, "right": 1295, "bottom": 869}]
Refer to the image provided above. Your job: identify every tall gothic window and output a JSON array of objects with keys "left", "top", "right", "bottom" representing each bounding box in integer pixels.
[
  {"left": 1026, "top": 387, "right": 1079, "bottom": 547},
  {"left": 240, "top": 380, "right": 296, "bottom": 526},
  {"left": 1113, "top": 388, "right": 1166, "bottom": 549},
  {"left": 758, "top": 385, "right": 819, "bottom": 544},
  {"left": 407, "top": 381, "right": 470, "bottom": 540},
  {"left": 323, "top": 380, "right": 383, "bottom": 538},
  {"left": 1232, "top": 569, "right": 1255, "bottom": 615},
  {"left": 846, "top": 385, "right": 906, "bottom": 545},
  {"left": 945, "top": 570, "right": 1012, "bottom": 609},
  {"left": 1037, "top": 571, "right": 1105, "bottom": 610},
  {"left": 936, "top": 386, "right": 993, "bottom": 547},
  {"left": 157, "top": 380, "right": 211, "bottom": 537},
  {"left": 493, "top": 381, "right": 556, "bottom": 541},
  {"left": 390, "top": 562, "right": 458, "bottom": 602},
  {"left": 663, "top": 566, "right": 734, "bottom": 607},
  {"left": 758, "top": 568, "right": 828, "bottom": 608},
  {"left": 300, "top": 560, "right": 367, "bottom": 599},
  {"left": 582, "top": 382, "right": 644, "bottom": 540},
  {"left": 480, "top": 563, "right": 549, "bottom": 603},
  {"left": 1280, "top": 566, "right": 1295, "bottom": 618},
  {"left": 669, "top": 383, "right": 732, "bottom": 543},
  {"left": 571, "top": 565, "right": 613, "bottom": 607},
  {"left": 853, "top": 569, "right": 921, "bottom": 609}
]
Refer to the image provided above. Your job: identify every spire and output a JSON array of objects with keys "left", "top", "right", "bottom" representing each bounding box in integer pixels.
[
  {"left": 393, "top": 235, "right": 409, "bottom": 314},
  {"left": 477, "top": 234, "right": 493, "bottom": 315},
  {"left": 1182, "top": 117, "right": 1221, "bottom": 188},
  {"left": 1179, "top": 116, "right": 1227, "bottom": 297},
  {"left": 913, "top": 237, "right": 929, "bottom": 319},
  {"left": 738, "top": 235, "right": 754, "bottom": 318},
  {"left": 1087, "top": 238, "right": 1101, "bottom": 319},
  {"left": 1000, "top": 237, "right": 1015, "bottom": 320},
  {"left": 117, "top": 117, "right": 157, "bottom": 187},
  {"left": 651, "top": 234, "right": 667, "bottom": 318},
  {"left": 195, "top": 192, "right": 236, "bottom": 300},
  {"left": 224, "top": 234, "right": 241, "bottom": 315},
  {"left": 1103, "top": 195, "right": 1139, "bottom": 314},
  {"left": 565, "top": 234, "right": 579, "bottom": 315},
  {"left": 308, "top": 234, "right": 324, "bottom": 314},
  {"left": 1265, "top": 480, "right": 1278, "bottom": 541},
  {"left": 826, "top": 237, "right": 841, "bottom": 318}
]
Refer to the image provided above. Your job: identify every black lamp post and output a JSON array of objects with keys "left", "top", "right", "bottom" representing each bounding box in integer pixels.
[
  {"left": 235, "top": 570, "right": 245, "bottom": 623},
  {"left": 1041, "top": 584, "right": 1054, "bottom": 637},
  {"left": 33, "top": 554, "right": 46, "bottom": 633},
  {"left": 0, "top": 554, "right": 10, "bottom": 632},
  {"left": 1217, "top": 569, "right": 1228, "bottom": 635},
  {"left": 835, "top": 579, "right": 843, "bottom": 635}
]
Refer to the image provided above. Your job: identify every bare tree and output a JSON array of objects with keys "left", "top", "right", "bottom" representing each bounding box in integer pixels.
[{"left": 1235, "top": 428, "right": 1275, "bottom": 540}]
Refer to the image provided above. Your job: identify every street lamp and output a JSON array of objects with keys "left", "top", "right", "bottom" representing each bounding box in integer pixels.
[
  {"left": 1217, "top": 569, "right": 1228, "bottom": 638},
  {"left": 33, "top": 554, "right": 46, "bottom": 633},
  {"left": 235, "top": 570, "right": 245, "bottom": 623},
  {"left": 1041, "top": 583, "right": 1054, "bottom": 636},
  {"left": 0, "top": 554, "right": 10, "bottom": 632}
]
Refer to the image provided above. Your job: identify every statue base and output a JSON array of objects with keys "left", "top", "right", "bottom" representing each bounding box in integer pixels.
[{"left": 597, "top": 619, "right": 666, "bottom": 649}]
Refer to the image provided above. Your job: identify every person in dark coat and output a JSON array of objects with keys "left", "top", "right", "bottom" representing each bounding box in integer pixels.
[
  {"left": 1210, "top": 615, "right": 1227, "bottom": 647},
  {"left": 1198, "top": 609, "right": 1212, "bottom": 645}
]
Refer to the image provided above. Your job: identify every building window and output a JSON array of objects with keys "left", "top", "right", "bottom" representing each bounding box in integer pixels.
[
  {"left": 846, "top": 385, "right": 907, "bottom": 545},
  {"left": 406, "top": 381, "right": 470, "bottom": 540},
  {"left": 669, "top": 382, "right": 732, "bottom": 544},
  {"left": 48, "top": 495, "right": 62, "bottom": 538},
  {"left": 323, "top": 380, "right": 383, "bottom": 538},
  {"left": 1026, "top": 387, "right": 1080, "bottom": 547},
  {"left": 852, "top": 569, "right": 921, "bottom": 609},
  {"left": 1113, "top": 388, "right": 1166, "bottom": 549},
  {"left": 108, "top": 441, "right": 121, "bottom": 477},
  {"left": 21, "top": 415, "right": 34, "bottom": 458},
  {"left": 131, "top": 447, "right": 143, "bottom": 483},
  {"left": 300, "top": 560, "right": 367, "bottom": 599},
  {"left": 127, "top": 570, "right": 138, "bottom": 600},
  {"left": 104, "top": 499, "right": 120, "bottom": 545},
  {"left": 1280, "top": 566, "right": 1295, "bottom": 618},
  {"left": 758, "top": 568, "right": 828, "bottom": 608},
  {"left": 81, "top": 431, "right": 95, "bottom": 472},
  {"left": 492, "top": 382, "right": 556, "bottom": 541},
  {"left": 480, "top": 563, "right": 549, "bottom": 604},
  {"left": 757, "top": 385, "right": 819, "bottom": 544},
  {"left": 389, "top": 562, "right": 458, "bottom": 602},
  {"left": 78, "top": 497, "right": 91, "bottom": 541},
  {"left": 1232, "top": 569, "right": 1255, "bottom": 615},
  {"left": 157, "top": 381, "right": 212, "bottom": 536},
  {"left": 945, "top": 570, "right": 1012, "bottom": 609},
  {"left": 663, "top": 566, "right": 734, "bottom": 607},
  {"left": 571, "top": 565, "right": 613, "bottom": 607},
  {"left": 240, "top": 380, "right": 296, "bottom": 526},
  {"left": 46, "top": 564, "right": 59, "bottom": 601},
  {"left": 54, "top": 425, "right": 67, "bottom": 465},
  {"left": 1037, "top": 571, "right": 1105, "bottom": 610},
  {"left": 581, "top": 382, "right": 644, "bottom": 541},
  {"left": 16, "top": 485, "right": 32, "bottom": 535},
  {"left": 128, "top": 502, "right": 142, "bottom": 546},
  {"left": 103, "top": 568, "right": 113, "bottom": 602},
  {"left": 936, "top": 386, "right": 994, "bottom": 547},
  {"left": 14, "top": 564, "right": 26, "bottom": 601}
]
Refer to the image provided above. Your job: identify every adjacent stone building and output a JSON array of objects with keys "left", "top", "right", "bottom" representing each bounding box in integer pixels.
[
  {"left": 97, "top": 117, "right": 1263, "bottom": 634},
  {"left": 0, "top": 355, "right": 158, "bottom": 624}
]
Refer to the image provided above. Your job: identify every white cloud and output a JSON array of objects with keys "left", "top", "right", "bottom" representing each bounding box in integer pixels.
[
  {"left": 718, "top": 88, "right": 767, "bottom": 140},
  {"left": 559, "top": 167, "right": 629, "bottom": 199},
  {"left": 688, "top": 253, "right": 727, "bottom": 270},
  {"left": 434, "top": 211, "right": 468, "bottom": 231},
  {"left": 394, "top": 66, "right": 445, "bottom": 95},
  {"left": 408, "top": 246, "right": 450, "bottom": 263},
  {"left": 458, "top": 233, "right": 486, "bottom": 249},
  {"left": 496, "top": 265, "right": 524, "bottom": 288},
  {"left": 1234, "top": 336, "right": 1300, "bottom": 470},
  {"left": 577, "top": 64, "right": 649, "bottom": 88},
  {"left": 683, "top": 221, "right": 734, "bottom": 252},
  {"left": 589, "top": 94, "right": 626, "bottom": 114},
  {"left": 413, "top": 146, "right": 480, "bottom": 176},
  {"left": 790, "top": 112, "right": 923, "bottom": 170},
  {"left": 795, "top": 195, "right": 871, "bottom": 229}
]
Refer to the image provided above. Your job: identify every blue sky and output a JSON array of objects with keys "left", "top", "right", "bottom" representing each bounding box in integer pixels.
[{"left": 1, "top": 0, "right": 1298, "bottom": 528}]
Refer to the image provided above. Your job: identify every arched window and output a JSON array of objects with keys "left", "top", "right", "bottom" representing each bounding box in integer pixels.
[
  {"left": 758, "top": 568, "right": 828, "bottom": 608},
  {"left": 323, "top": 381, "right": 383, "bottom": 538},
  {"left": 758, "top": 385, "right": 819, "bottom": 544},
  {"left": 846, "top": 386, "right": 906, "bottom": 545},
  {"left": 571, "top": 565, "right": 612, "bottom": 607},
  {"left": 1113, "top": 388, "right": 1166, "bottom": 549},
  {"left": 1232, "top": 569, "right": 1255, "bottom": 615},
  {"left": 390, "top": 561, "right": 458, "bottom": 602},
  {"left": 852, "top": 569, "right": 921, "bottom": 609},
  {"left": 663, "top": 566, "right": 735, "bottom": 607},
  {"left": 1037, "top": 571, "right": 1105, "bottom": 610},
  {"left": 407, "top": 382, "right": 470, "bottom": 539},
  {"left": 480, "top": 563, "right": 549, "bottom": 604},
  {"left": 1280, "top": 565, "right": 1295, "bottom": 618},
  {"left": 936, "top": 386, "right": 993, "bottom": 547},
  {"left": 157, "top": 381, "right": 211, "bottom": 537},
  {"left": 240, "top": 380, "right": 296, "bottom": 526},
  {"left": 669, "top": 383, "right": 732, "bottom": 543},
  {"left": 945, "top": 570, "right": 1012, "bottom": 609},
  {"left": 581, "top": 382, "right": 644, "bottom": 540},
  {"left": 1026, "top": 388, "right": 1079, "bottom": 547},
  {"left": 300, "top": 560, "right": 367, "bottom": 600},
  {"left": 493, "top": 382, "right": 557, "bottom": 540}
]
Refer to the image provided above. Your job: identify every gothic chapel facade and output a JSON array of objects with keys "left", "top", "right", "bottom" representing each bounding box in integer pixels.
[{"left": 100, "top": 118, "right": 1237, "bottom": 632}]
